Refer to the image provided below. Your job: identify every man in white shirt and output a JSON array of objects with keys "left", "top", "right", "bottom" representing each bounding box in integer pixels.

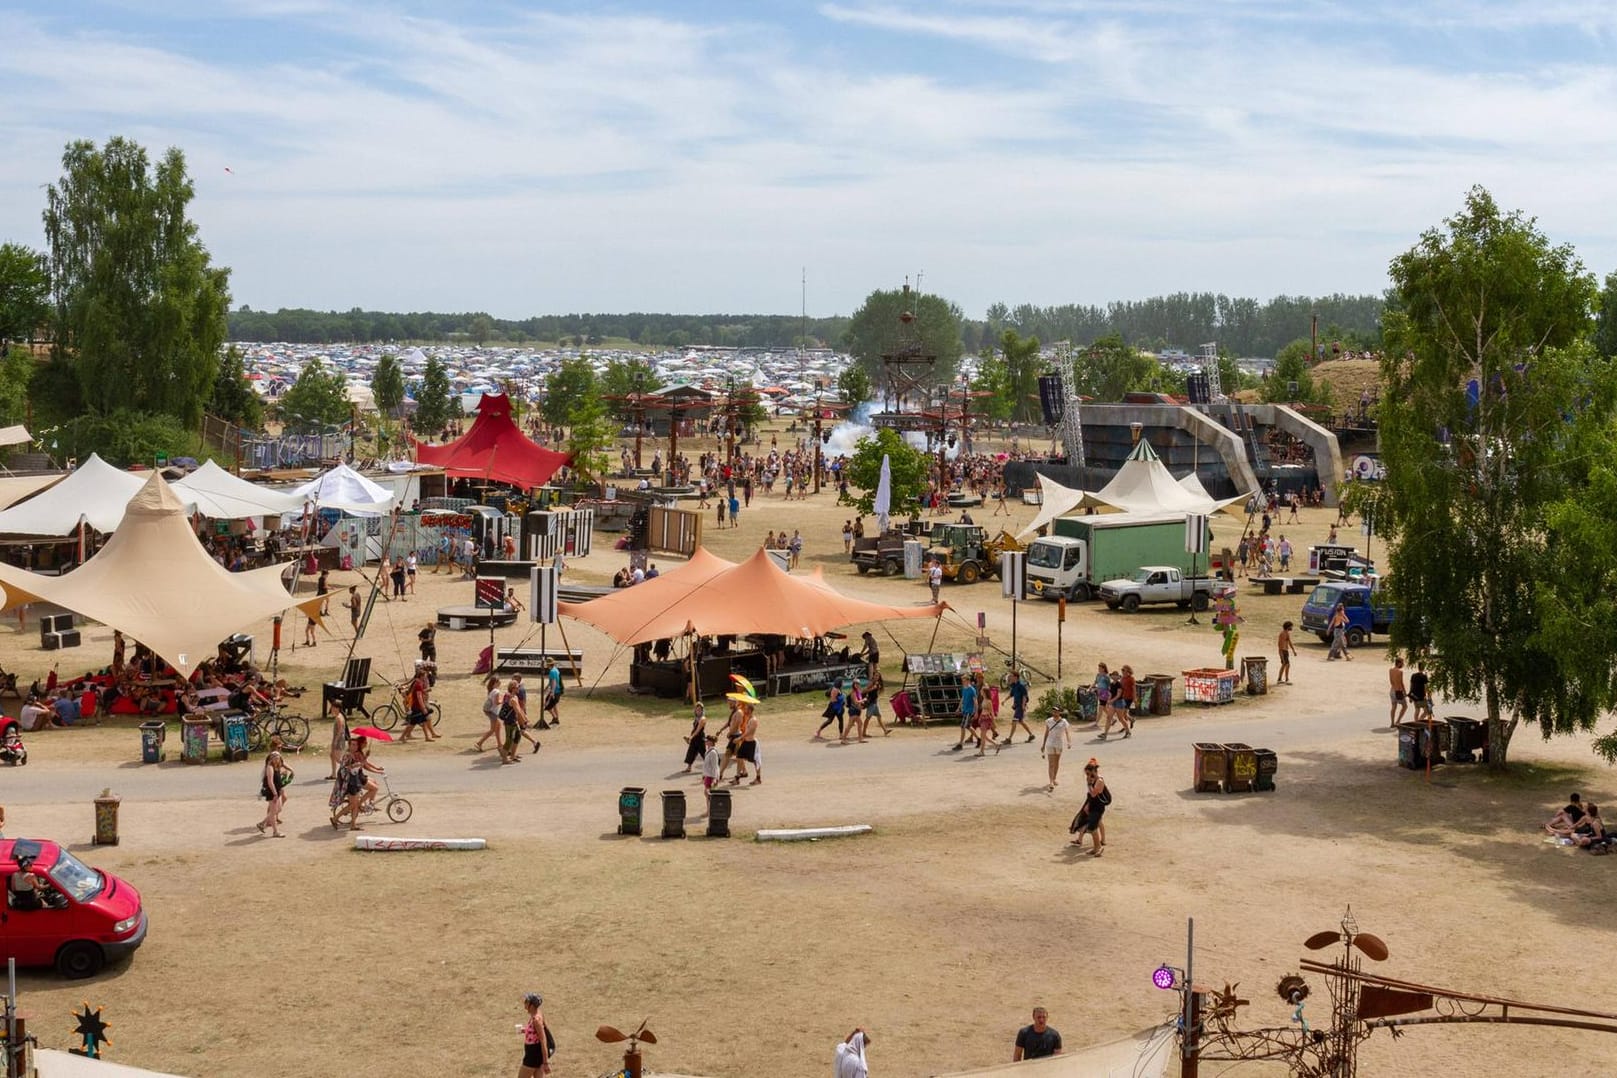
[
  {"left": 630, "top": 564, "right": 646, "bottom": 586},
  {"left": 928, "top": 561, "right": 943, "bottom": 602},
  {"left": 1041, "top": 707, "right": 1072, "bottom": 791}
]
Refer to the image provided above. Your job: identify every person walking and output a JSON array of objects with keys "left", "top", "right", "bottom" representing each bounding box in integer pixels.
[
  {"left": 256, "top": 736, "right": 291, "bottom": 838},
  {"left": 1013, "top": 1007, "right": 1062, "bottom": 1061},
  {"left": 728, "top": 492, "right": 740, "bottom": 528},
  {"left": 1069, "top": 759, "right": 1110, "bottom": 856},
  {"left": 405, "top": 552, "right": 417, "bottom": 593},
  {"left": 326, "top": 705, "right": 349, "bottom": 780},
  {"left": 542, "top": 660, "right": 563, "bottom": 726},
  {"left": 516, "top": 992, "right": 552, "bottom": 1077},
  {"left": 315, "top": 569, "right": 331, "bottom": 617},
  {"left": 842, "top": 521, "right": 854, "bottom": 555},
  {"left": 682, "top": 702, "right": 708, "bottom": 773},
  {"left": 1327, "top": 602, "right": 1352, "bottom": 661},
  {"left": 1100, "top": 666, "right": 1133, "bottom": 740},
  {"left": 699, "top": 734, "right": 721, "bottom": 813},
  {"left": 927, "top": 559, "right": 943, "bottom": 602},
  {"left": 347, "top": 585, "right": 362, "bottom": 635},
  {"left": 397, "top": 664, "right": 439, "bottom": 742},
  {"left": 734, "top": 701, "right": 761, "bottom": 785},
  {"left": 861, "top": 669, "right": 889, "bottom": 737},
  {"left": 1041, "top": 706, "right": 1071, "bottom": 791},
  {"left": 951, "top": 672, "right": 979, "bottom": 751},
  {"left": 1388, "top": 656, "right": 1409, "bottom": 725},
  {"left": 475, "top": 675, "right": 504, "bottom": 753},
  {"left": 835, "top": 1028, "right": 872, "bottom": 1078},
  {"left": 845, "top": 679, "right": 866, "bottom": 743},
  {"left": 418, "top": 623, "right": 437, "bottom": 667},
  {"left": 1006, "top": 669, "right": 1034, "bottom": 743},
  {"left": 1277, "top": 621, "right": 1296, "bottom": 684},
  {"left": 1409, "top": 659, "right": 1433, "bottom": 719},
  {"left": 815, "top": 682, "right": 846, "bottom": 740}
]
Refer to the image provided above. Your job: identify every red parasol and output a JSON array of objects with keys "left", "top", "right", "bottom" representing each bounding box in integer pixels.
[{"left": 351, "top": 726, "right": 394, "bottom": 741}]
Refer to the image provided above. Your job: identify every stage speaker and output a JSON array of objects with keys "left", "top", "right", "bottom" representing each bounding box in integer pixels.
[{"left": 1037, "top": 373, "right": 1065, "bottom": 425}]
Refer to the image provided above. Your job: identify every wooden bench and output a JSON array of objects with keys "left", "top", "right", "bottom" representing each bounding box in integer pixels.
[{"left": 492, "top": 647, "right": 584, "bottom": 677}]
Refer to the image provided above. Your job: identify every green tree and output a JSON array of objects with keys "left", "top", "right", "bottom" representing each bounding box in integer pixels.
[
  {"left": 1595, "top": 271, "right": 1617, "bottom": 360},
  {"left": 0, "top": 243, "right": 49, "bottom": 347},
  {"left": 837, "top": 363, "right": 872, "bottom": 407},
  {"left": 971, "top": 351, "right": 1012, "bottom": 422},
  {"left": 841, "top": 287, "right": 964, "bottom": 390},
  {"left": 412, "top": 355, "right": 456, "bottom": 436},
  {"left": 43, "top": 137, "right": 231, "bottom": 428},
  {"left": 0, "top": 345, "right": 36, "bottom": 426},
  {"left": 844, "top": 427, "right": 931, "bottom": 520},
  {"left": 279, "top": 358, "right": 350, "bottom": 433},
  {"left": 542, "top": 356, "right": 599, "bottom": 428},
  {"left": 208, "top": 345, "right": 264, "bottom": 430},
  {"left": 371, "top": 352, "right": 406, "bottom": 418},
  {"left": 1379, "top": 186, "right": 1606, "bottom": 770},
  {"left": 599, "top": 358, "right": 663, "bottom": 422},
  {"left": 1074, "top": 334, "right": 1157, "bottom": 401},
  {"left": 468, "top": 313, "right": 495, "bottom": 346},
  {"left": 998, "top": 329, "right": 1042, "bottom": 423},
  {"left": 562, "top": 398, "right": 614, "bottom": 490},
  {"left": 1263, "top": 339, "right": 1334, "bottom": 406}
]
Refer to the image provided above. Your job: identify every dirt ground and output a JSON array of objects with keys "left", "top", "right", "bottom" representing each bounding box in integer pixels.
[{"left": 4, "top": 429, "right": 1617, "bottom": 1078}]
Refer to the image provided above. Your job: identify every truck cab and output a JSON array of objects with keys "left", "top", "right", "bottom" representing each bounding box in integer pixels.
[
  {"left": 0, "top": 838, "right": 147, "bottom": 978},
  {"left": 1027, "top": 535, "right": 1087, "bottom": 599},
  {"left": 1301, "top": 582, "right": 1395, "bottom": 647}
]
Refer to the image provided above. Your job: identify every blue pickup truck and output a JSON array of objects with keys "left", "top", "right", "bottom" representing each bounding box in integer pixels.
[{"left": 1300, "top": 582, "right": 1395, "bottom": 648}]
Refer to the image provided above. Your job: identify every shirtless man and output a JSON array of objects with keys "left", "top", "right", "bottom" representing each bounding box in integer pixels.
[
  {"left": 1388, "top": 657, "right": 1409, "bottom": 725},
  {"left": 1276, "top": 621, "right": 1297, "bottom": 685},
  {"left": 734, "top": 703, "right": 761, "bottom": 786},
  {"left": 715, "top": 701, "right": 748, "bottom": 784}
]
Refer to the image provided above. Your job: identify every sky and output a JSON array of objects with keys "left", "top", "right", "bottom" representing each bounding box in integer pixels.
[{"left": 4, "top": 0, "right": 1617, "bottom": 321}]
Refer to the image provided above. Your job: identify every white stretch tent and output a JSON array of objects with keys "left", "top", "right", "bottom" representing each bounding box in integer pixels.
[
  {"left": 292, "top": 462, "right": 396, "bottom": 516},
  {"left": 0, "top": 472, "right": 322, "bottom": 676},
  {"left": 173, "top": 459, "right": 305, "bottom": 520},
  {"left": 0, "top": 453, "right": 149, "bottom": 535},
  {"left": 1017, "top": 439, "right": 1245, "bottom": 538},
  {"left": 0, "top": 472, "right": 64, "bottom": 510}
]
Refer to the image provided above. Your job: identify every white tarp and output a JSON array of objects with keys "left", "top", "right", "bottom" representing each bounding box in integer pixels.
[
  {"left": 291, "top": 462, "right": 396, "bottom": 516},
  {"left": 0, "top": 453, "right": 152, "bottom": 535},
  {"left": 172, "top": 459, "right": 305, "bottom": 520},
  {"left": 0, "top": 471, "right": 64, "bottom": 509},
  {"left": 1017, "top": 440, "right": 1244, "bottom": 539},
  {"left": 0, "top": 423, "right": 31, "bottom": 446}
]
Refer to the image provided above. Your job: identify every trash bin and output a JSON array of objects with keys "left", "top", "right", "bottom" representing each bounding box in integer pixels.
[
  {"left": 1253, "top": 748, "right": 1278, "bottom": 791},
  {"left": 139, "top": 720, "right": 167, "bottom": 764},
  {"left": 1396, "top": 722, "right": 1447, "bottom": 770},
  {"left": 660, "top": 789, "right": 687, "bottom": 839},
  {"left": 1224, "top": 743, "right": 1258, "bottom": 793},
  {"left": 1076, "top": 685, "right": 1099, "bottom": 723},
  {"left": 1193, "top": 743, "right": 1227, "bottom": 792},
  {"left": 93, "top": 788, "right": 120, "bottom": 846},
  {"left": 1445, "top": 717, "right": 1485, "bottom": 764},
  {"left": 618, "top": 786, "right": 647, "bottom": 836},
  {"left": 707, "top": 786, "right": 732, "bottom": 838},
  {"left": 1144, "top": 675, "right": 1175, "bottom": 716},
  {"left": 1241, "top": 656, "right": 1268, "bottom": 695},
  {"left": 180, "top": 715, "right": 211, "bottom": 765},
  {"left": 221, "top": 713, "right": 250, "bottom": 762}
]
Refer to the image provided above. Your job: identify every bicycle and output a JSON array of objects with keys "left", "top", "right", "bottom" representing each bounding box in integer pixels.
[
  {"left": 245, "top": 702, "right": 311, "bottom": 751},
  {"left": 360, "top": 681, "right": 443, "bottom": 733},
  {"left": 360, "top": 772, "right": 412, "bottom": 823}
]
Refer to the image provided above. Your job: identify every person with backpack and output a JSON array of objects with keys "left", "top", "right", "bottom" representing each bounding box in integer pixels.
[
  {"left": 1068, "top": 758, "right": 1111, "bottom": 856},
  {"left": 517, "top": 991, "right": 553, "bottom": 1077}
]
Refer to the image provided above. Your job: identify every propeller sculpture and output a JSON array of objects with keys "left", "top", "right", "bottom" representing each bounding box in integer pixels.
[{"left": 596, "top": 1019, "right": 657, "bottom": 1078}]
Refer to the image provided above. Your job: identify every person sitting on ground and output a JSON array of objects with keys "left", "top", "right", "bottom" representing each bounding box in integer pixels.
[
  {"left": 1571, "top": 804, "right": 1608, "bottom": 850},
  {"left": 1547, "top": 793, "right": 1586, "bottom": 835},
  {"left": 19, "top": 694, "right": 56, "bottom": 732}
]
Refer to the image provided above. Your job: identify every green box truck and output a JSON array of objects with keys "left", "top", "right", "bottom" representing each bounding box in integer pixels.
[{"left": 1025, "top": 511, "right": 1212, "bottom": 602}]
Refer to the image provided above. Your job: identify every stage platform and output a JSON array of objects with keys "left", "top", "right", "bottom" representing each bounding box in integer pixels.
[{"left": 436, "top": 605, "right": 519, "bottom": 630}]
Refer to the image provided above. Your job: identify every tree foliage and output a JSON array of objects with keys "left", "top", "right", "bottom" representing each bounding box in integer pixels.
[
  {"left": 542, "top": 356, "right": 599, "bottom": 428},
  {"left": 842, "top": 288, "right": 964, "bottom": 391},
  {"left": 843, "top": 427, "right": 931, "bottom": 520},
  {"left": 0, "top": 345, "right": 36, "bottom": 427},
  {"left": 837, "top": 363, "right": 872, "bottom": 407},
  {"left": 209, "top": 345, "right": 264, "bottom": 430},
  {"left": 279, "top": 358, "right": 350, "bottom": 432},
  {"left": 997, "top": 329, "right": 1042, "bottom": 423},
  {"left": 0, "top": 243, "right": 49, "bottom": 347},
  {"left": 1072, "top": 334, "right": 1159, "bottom": 401},
  {"left": 1595, "top": 271, "right": 1617, "bottom": 360},
  {"left": 44, "top": 137, "right": 230, "bottom": 428},
  {"left": 1263, "top": 339, "right": 1333, "bottom": 406},
  {"left": 56, "top": 409, "right": 205, "bottom": 468},
  {"left": 562, "top": 398, "right": 614, "bottom": 490},
  {"left": 371, "top": 352, "right": 406, "bottom": 417},
  {"left": 971, "top": 352, "right": 1012, "bottom": 422},
  {"left": 413, "top": 355, "right": 456, "bottom": 436},
  {"left": 599, "top": 358, "right": 663, "bottom": 422},
  {"left": 1378, "top": 186, "right": 1606, "bottom": 769}
]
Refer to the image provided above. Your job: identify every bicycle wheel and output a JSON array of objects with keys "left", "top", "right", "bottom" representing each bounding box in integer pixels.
[
  {"left": 370, "top": 703, "right": 402, "bottom": 732},
  {"left": 245, "top": 719, "right": 266, "bottom": 752},
  {"left": 428, "top": 702, "right": 443, "bottom": 727},
  {"left": 386, "top": 796, "right": 412, "bottom": 823},
  {"left": 273, "top": 714, "right": 311, "bottom": 749}
]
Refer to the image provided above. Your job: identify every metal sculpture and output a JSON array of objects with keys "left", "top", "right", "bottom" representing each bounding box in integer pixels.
[{"left": 597, "top": 1018, "right": 657, "bottom": 1078}]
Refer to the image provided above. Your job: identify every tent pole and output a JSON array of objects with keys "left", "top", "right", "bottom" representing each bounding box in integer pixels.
[{"left": 554, "top": 617, "right": 582, "bottom": 689}]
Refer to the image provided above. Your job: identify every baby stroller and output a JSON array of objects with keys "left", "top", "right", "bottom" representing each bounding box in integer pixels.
[{"left": 0, "top": 716, "right": 26, "bottom": 766}]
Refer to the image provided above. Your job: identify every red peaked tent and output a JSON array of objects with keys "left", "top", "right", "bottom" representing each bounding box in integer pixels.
[{"left": 412, "top": 392, "right": 572, "bottom": 490}]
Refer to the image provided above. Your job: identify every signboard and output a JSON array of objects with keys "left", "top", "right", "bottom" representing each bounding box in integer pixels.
[
  {"left": 1185, "top": 514, "right": 1210, "bottom": 554},
  {"left": 1000, "top": 550, "right": 1026, "bottom": 600},
  {"left": 530, "top": 565, "right": 558, "bottom": 625},
  {"left": 474, "top": 576, "right": 505, "bottom": 609}
]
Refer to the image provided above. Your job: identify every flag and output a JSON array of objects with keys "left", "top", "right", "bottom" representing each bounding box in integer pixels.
[{"left": 873, "top": 454, "right": 892, "bottom": 534}]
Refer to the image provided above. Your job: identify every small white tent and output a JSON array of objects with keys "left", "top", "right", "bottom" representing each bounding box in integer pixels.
[
  {"left": 0, "top": 454, "right": 151, "bottom": 535},
  {"left": 173, "top": 460, "right": 306, "bottom": 520},
  {"left": 1017, "top": 439, "right": 1245, "bottom": 539},
  {"left": 291, "top": 462, "right": 396, "bottom": 516}
]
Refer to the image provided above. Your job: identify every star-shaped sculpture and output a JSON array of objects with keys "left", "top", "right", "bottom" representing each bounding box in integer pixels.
[{"left": 70, "top": 1002, "right": 111, "bottom": 1059}]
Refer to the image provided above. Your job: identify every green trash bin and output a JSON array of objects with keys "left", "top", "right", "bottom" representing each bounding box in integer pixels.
[
  {"left": 618, "top": 786, "right": 647, "bottom": 836},
  {"left": 139, "top": 721, "right": 166, "bottom": 764}
]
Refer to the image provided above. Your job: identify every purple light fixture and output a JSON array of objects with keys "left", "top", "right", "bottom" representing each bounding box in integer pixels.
[{"left": 1152, "top": 965, "right": 1178, "bottom": 990}]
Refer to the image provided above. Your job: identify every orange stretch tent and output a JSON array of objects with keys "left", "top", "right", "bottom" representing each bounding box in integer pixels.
[
  {"left": 412, "top": 391, "right": 572, "bottom": 490},
  {"left": 560, "top": 547, "right": 946, "bottom": 646},
  {"left": 0, "top": 472, "right": 323, "bottom": 677}
]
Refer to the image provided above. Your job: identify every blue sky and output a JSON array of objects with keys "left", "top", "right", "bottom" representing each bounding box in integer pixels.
[{"left": 4, "top": 1, "right": 1616, "bottom": 321}]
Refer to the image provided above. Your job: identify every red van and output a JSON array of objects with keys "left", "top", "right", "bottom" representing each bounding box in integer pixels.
[{"left": 0, "top": 838, "right": 147, "bottom": 978}]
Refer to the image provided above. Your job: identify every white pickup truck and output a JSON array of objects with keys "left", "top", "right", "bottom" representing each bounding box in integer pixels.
[{"left": 1099, "top": 566, "right": 1221, "bottom": 612}]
